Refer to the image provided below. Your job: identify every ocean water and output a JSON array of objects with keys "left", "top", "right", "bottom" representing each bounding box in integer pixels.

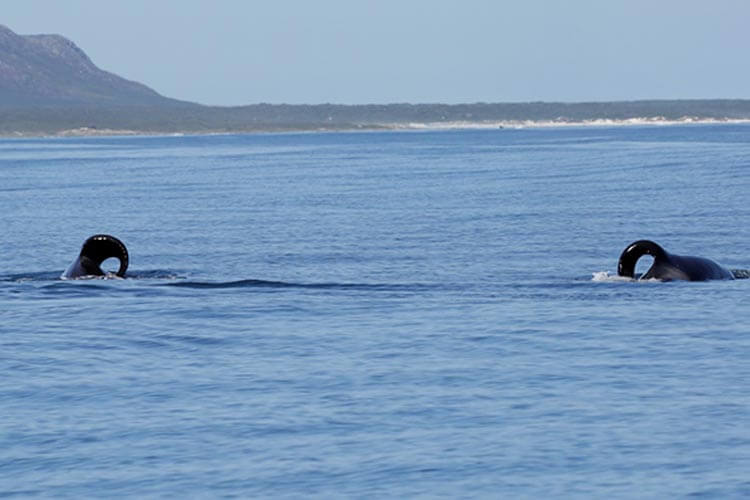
[{"left": 2, "top": 125, "right": 750, "bottom": 498}]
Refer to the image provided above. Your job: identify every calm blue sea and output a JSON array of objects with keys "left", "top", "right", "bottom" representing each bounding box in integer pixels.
[{"left": 2, "top": 125, "right": 750, "bottom": 498}]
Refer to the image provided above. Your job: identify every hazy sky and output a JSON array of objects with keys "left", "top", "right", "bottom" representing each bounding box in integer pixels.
[{"left": 4, "top": 0, "right": 749, "bottom": 106}]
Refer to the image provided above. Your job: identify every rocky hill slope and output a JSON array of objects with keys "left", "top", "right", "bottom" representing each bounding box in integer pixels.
[{"left": 0, "top": 24, "right": 184, "bottom": 107}]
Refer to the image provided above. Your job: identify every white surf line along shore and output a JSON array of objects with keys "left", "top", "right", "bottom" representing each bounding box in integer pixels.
[{"left": 390, "top": 117, "right": 750, "bottom": 130}]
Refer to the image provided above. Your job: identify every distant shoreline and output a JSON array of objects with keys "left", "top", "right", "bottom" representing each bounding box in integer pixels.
[
  {"left": 4, "top": 99, "right": 750, "bottom": 138},
  {"left": 5, "top": 24, "right": 750, "bottom": 139},
  {"left": 2, "top": 116, "right": 750, "bottom": 139}
]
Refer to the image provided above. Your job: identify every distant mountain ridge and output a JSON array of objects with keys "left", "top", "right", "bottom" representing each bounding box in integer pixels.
[
  {"left": 0, "top": 24, "right": 185, "bottom": 107},
  {"left": 2, "top": 24, "right": 750, "bottom": 135}
]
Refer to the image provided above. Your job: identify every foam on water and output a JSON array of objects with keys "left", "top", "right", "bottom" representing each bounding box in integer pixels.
[
  {"left": 590, "top": 271, "right": 667, "bottom": 283},
  {"left": 59, "top": 271, "right": 125, "bottom": 281},
  {"left": 591, "top": 270, "right": 631, "bottom": 282}
]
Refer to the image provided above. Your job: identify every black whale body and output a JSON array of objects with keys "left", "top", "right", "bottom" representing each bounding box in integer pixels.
[
  {"left": 62, "top": 234, "right": 129, "bottom": 279},
  {"left": 618, "top": 240, "right": 734, "bottom": 281}
]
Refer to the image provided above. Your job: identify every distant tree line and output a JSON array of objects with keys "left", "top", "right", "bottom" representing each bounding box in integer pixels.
[{"left": 2, "top": 100, "right": 750, "bottom": 135}]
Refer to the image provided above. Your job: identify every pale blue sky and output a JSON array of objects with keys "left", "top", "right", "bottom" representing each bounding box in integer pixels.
[{"left": 4, "top": 0, "right": 749, "bottom": 105}]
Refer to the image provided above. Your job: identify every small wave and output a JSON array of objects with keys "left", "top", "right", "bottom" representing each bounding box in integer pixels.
[
  {"left": 163, "top": 279, "right": 289, "bottom": 289},
  {"left": 0, "top": 270, "right": 183, "bottom": 283},
  {"left": 0, "top": 271, "right": 61, "bottom": 282},
  {"left": 161, "top": 279, "right": 435, "bottom": 292},
  {"left": 41, "top": 281, "right": 114, "bottom": 292},
  {"left": 123, "top": 270, "right": 184, "bottom": 280},
  {"left": 0, "top": 272, "right": 439, "bottom": 292}
]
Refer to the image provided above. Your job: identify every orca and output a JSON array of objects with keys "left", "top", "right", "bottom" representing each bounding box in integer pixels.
[
  {"left": 617, "top": 240, "right": 734, "bottom": 281},
  {"left": 62, "top": 234, "right": 129, "bottom": 279}
]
